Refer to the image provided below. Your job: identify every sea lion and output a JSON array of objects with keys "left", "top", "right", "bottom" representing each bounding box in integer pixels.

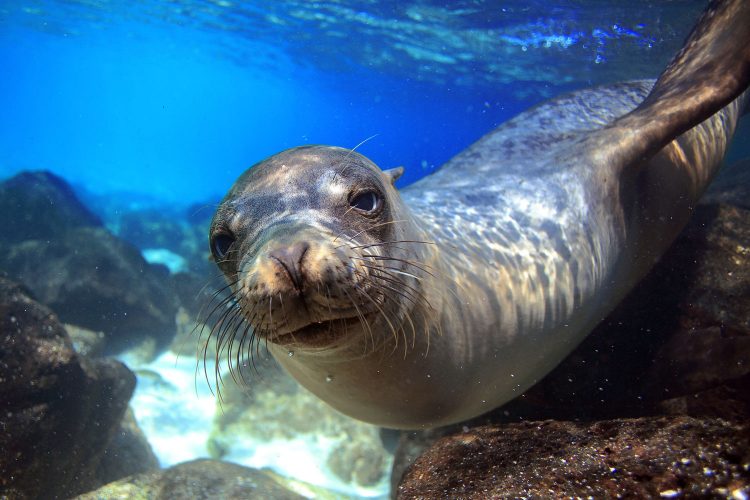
[{"left": 208, "top": 0, "right": 750, "bottom": 429}]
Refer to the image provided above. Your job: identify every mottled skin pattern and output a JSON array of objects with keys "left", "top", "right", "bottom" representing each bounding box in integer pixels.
[{"left": 210, "top": 0, "right": 749, "bottom": 429}]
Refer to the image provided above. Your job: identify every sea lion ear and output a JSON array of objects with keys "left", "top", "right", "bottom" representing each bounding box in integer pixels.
[{"left": 383, "top": 166, "right": 404, "bottom": 185}]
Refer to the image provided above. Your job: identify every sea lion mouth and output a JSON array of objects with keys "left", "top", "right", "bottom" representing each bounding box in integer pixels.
[{"left": 271, "top": 315, "right": 374, "bottom": 347}]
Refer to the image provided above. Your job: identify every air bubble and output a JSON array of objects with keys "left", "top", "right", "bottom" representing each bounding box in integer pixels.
[{"left": 287, "top": 351, "right": 294, "bottom": 357}]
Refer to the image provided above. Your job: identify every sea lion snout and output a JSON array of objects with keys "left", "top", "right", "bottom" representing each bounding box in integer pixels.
[
  {"left": 236, "top": 228, "right": 378, "bottom": 342},
  {"left": 268, "top": 241, "right": 310, "bottom": 291},
  {"left": 253, "top": 228, "right": 357, "bottom": 296}
]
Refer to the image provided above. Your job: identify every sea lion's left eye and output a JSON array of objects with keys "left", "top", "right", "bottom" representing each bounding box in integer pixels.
[
  {"left": 211, "top": 232, "right": 236, "bottom": 261},
  {"left": 349, "top": 191, "right": 381, "bottom": 213}
]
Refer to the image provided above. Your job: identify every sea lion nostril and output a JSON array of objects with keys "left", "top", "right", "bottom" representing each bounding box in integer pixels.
[{"left": 269, "top": 241, "right": 310, "bottom": 290}]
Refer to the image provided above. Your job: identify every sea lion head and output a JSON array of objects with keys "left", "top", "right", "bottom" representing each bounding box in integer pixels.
[{"left": 209, "top": 145, "right": 430, "bottom": 356}]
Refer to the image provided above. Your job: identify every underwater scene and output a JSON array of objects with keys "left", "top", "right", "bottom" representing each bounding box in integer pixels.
[{"left": 1, "top": 0, "right": 749, "bottom": 498}]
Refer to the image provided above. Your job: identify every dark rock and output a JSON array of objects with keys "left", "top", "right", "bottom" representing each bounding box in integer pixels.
[
  {"left": 66, "top": 323, "right": 108, "bottom": 358},
  {"left": 77, "top": 459, "right": 305, "bottom": 499},
  {"left": 391, "top": 427, "right": 453, "bottom": 496},
  {"left": 117, "top": 208, "right": 187, "bottom": 254},
  {"left": 0, "top": 171, "right": 180, "bottom": 355},
  {"left": 108, "top": 204, "right": 213, "bottom": 275},
  {"left": 327, "top": 439, "right": 386, "bottom": 487},
  {"left": 0, "top": 226, "right": 178, "bottom": 354},
  {"left": 397, "top": 417, "right": 750, "bottom": 499},
  {"left": 0, "top": 170, "right": 101, "bottom": 245},
  {"left": 171, "top": 270, "right": 227, "bottom": 322},
  {"left": 704, "top": 158, "right": 750, "bottom": 210},
  {"left": 0, "top": 276, "right": 136, "bottom": 499},
  {"left": 95, "top": 408, "right": 161, "bottom": 487}
]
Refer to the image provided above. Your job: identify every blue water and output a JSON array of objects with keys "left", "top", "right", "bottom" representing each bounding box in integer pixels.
[
  {"left": 0, "top": 0, "right": 711, "bottom": 207},
  {"left": 4, "top": 2, "right": 748, "bottom": 497}
]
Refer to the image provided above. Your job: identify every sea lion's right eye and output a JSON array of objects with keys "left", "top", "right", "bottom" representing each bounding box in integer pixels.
[{"left": 211, "top": 232, "right": 236, "bottom": 261}]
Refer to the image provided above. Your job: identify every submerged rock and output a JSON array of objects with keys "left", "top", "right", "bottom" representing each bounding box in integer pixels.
[
  {"left": 0, "top": 170, "right": 102, "bottom": 245},
  {"left": 396, "top": 417, "right": 750, "bottom": 499},
  {"left": 0, "top": 276, "right": 137, "bottom": 498},
  {"left": 77, "top": 459, "right": 305, "bottom": 499},
  {"left": 95, "top": 408, "right": 161, "bottom": 487},
  {"left": 207, "top": 354, "right": 391, "bottom": 492},
  {"left": 0, "top": 171, "right": 179, "bottom": 355},
  {"left": 703, "top": 158, "right": 750, "bottom": 210},
  {"left": 1, "top": 226, "right": 178, "bottom": 353}
]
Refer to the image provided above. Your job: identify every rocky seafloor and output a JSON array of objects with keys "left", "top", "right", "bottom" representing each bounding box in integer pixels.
[{"left": 0, "top": 160, "right": 749, "bottom": 498}]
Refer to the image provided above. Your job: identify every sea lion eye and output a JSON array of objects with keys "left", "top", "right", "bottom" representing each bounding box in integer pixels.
[
  {"left": 211, "top": 232, "right": 235, "bottom": 261},
  {"left": 350, "top": 191, "right": 381, "bottom": 213}
]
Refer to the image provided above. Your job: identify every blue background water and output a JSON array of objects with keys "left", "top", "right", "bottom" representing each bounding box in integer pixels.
[
  {"left": 0, "top": 0, "right": 733, "bottom": 209},
  {"left": 2, "top": 2, "right": 748, "bottom": 496}
]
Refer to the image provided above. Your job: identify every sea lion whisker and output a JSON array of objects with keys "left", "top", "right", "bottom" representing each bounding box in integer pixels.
[
  {"left": 215, "top": 300, "right": 243, "bottom": 352},
  {"left": 332, "top": 225, "right": 359, "bottom": 244},
  {"left": 355, "top": 267, "right": 422, "bottom": 309},
  {"left": 241, "top": 323, "right": 262, "bottom": 381},
  {"left": 216, "top": 308, "right": 245, "bottom": 389},
  {"left": 376, "top": 280, "right": 434, "bottom": 354},
  {"left": 252, "top": 331, "right": 262, "bottom": 374},
  {"left": 355, "top": 269, "right": 421, "bottom": 353},
  {"left": 200, "top": 299, "right": 242, "bottom": 398},
  {"left": 363, "top": 265, "right": 438, "bottom": 353},
  {"left": 192, "top": 289, "right": 240, "bottom": 350},
  {"left": 360, "top": 254, "right": 437, "bottom": 277},
  {"left": 370, "top": 279, "right": 421, "bottom": 310},
  {"left": 203, "top": 309, "right": 231, "bottom": 395},
  {"left": 197, "top": 336, "right": 215, "bottom": 398},
  {"left": 358, "top": 253, "right": 436, "bottom": 276},
  {"left": 359, "top": 261, "right": 423, "bottom": 283},
  {"left": 356, "top": 263, "right": 429, "bottom": 307},
  {"left": 379, "top": 291, "right": 418, "bottom": 355},
  {"left": 353, "top": 283, "right": 402, "bottom": 356},
  {"left": 343, "top": 288, "right": 377, "bottom": 355},
  {"left": 336, "top": 220, "right": 409, "bottom": 246},
  {"left": 277, "top": 292, "right": 290, "bottom": 330},
  {"left": 268, "top": 295, "right": 274, "bottom": 333},
  {"left": 231, "top": 320, "right": 254, "bottom": 386},
  {"left": 197, "top": 274, "right": 239, "bottom": 300},
  {"left": 232, "top": 320, "right": 248, "bottom": 383},
  {"left": 351, "top": 239, "right": 436, "bottom": 251},
  {"left": 196, "top": 292, "right": 242, "bottom": 343},
  {"left": 234, "top": 300, "right": 262, "bottom": 379},
  {"left": 227, "top": 302, "right": 252, "bottom": 370},
  {"left": 189, "top": 277, "right": 240, "bottom": 345},
  {"left": 332, "top": 134, "right": 379, "bottom": 183},
  {"left": 347, "top": 133, "right": 379, "bottom": 155}
]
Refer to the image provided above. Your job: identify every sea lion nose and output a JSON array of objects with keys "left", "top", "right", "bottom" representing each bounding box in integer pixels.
[{"left": 269, "top": 241, "right": 310, "bottom": 291}]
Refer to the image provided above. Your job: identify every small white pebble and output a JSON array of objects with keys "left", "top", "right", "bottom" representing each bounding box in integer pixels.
[{"left": 659, "top": 490, "right": 680, "bottom": 498}]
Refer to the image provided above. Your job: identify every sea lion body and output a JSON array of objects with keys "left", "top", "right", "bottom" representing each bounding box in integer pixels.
[{"left": 209, "top": 1, "right": 750, "bottom": 429}]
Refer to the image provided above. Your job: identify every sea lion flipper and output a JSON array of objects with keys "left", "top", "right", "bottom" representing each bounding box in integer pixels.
[{"left": 595, "top": 0, "right": 750, "bottom": 168}]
